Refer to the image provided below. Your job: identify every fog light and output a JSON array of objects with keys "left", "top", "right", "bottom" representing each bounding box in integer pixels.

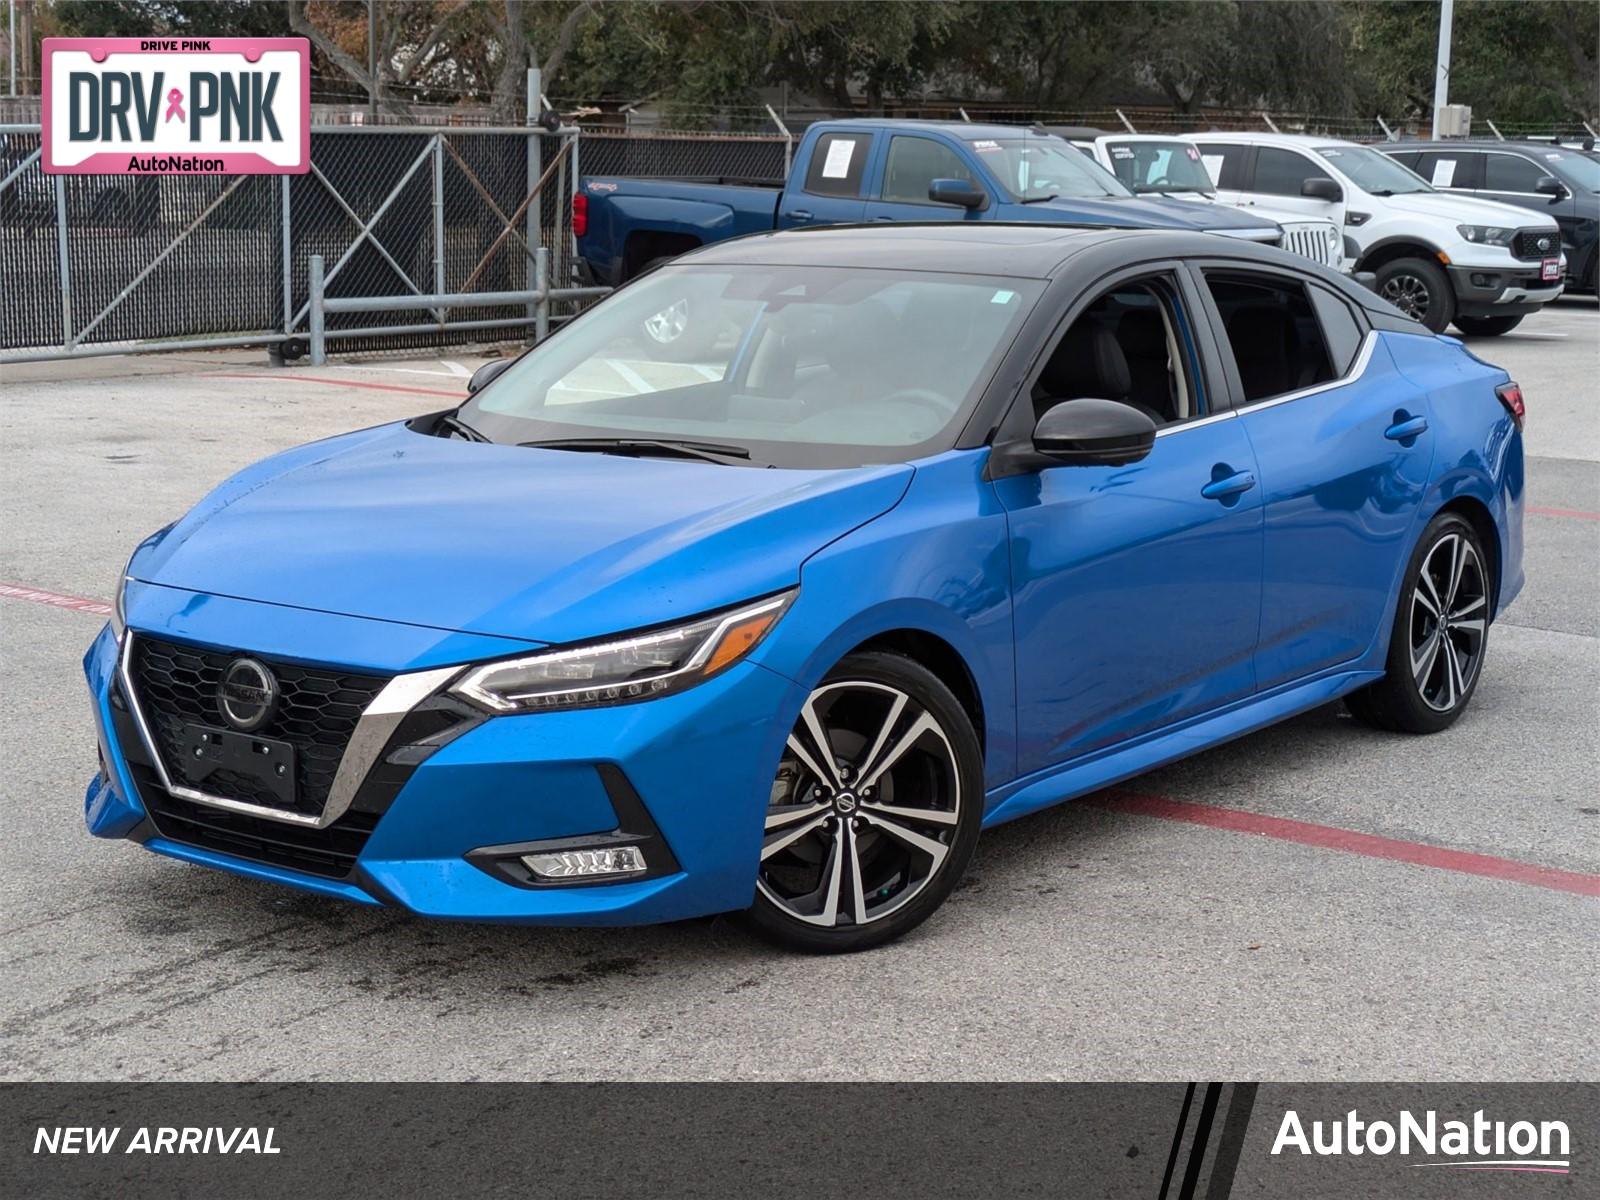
[{"left": 522, "top": 846, "right": 648, "bottom": 879}]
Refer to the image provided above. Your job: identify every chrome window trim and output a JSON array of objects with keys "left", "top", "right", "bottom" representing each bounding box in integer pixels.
[
  {"left": 1153, "top": 329, "right": 1378, "bottom": 439},
  {"left": 117, "top": 633, "right": 459, "bottom": 830}
]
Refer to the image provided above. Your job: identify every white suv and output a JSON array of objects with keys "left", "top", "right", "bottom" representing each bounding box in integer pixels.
[
  {"left": 1189, "top": 131, "right": 1564, "bottom": 336},
  {"left": 1084, "top": 134, "right": 1346, "bottom": 271}
]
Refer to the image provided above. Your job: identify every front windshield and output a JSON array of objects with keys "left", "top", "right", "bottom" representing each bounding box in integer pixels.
[
  {"left": 1316, "top": 145, "right": 1433, "bottom": 194},
  {"left": 460, "top": 265, "right": 1041, "bottom": 468},
  {"left": 1539, "top": 147, "right": 1600, "bottom": 192},
  {"left": 969, "top": 137, "right": 1133, "bottom": 200},
  {"left": 1102, "top": 140, "right": 1215, "bottom": 194}
]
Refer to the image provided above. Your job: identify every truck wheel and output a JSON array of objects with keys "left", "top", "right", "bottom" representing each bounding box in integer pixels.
[
  {"left": 1451, "top": 315, "right": 1523, "bottom": 337},
  {"left": 1376, "top": 257, "right": 1455, "bottom": 333}
]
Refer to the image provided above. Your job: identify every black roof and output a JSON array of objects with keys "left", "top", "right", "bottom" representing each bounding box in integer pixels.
[{"left": 683, "top": 222, "right": 1234, "bottom": 279}]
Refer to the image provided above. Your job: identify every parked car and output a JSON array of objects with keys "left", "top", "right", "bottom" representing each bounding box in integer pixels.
[
  {"left": 1080, "top": 133, "right": 1346, "bottom": 270},
  {"left": 1189, "top": 131, "right": 1564, "bottom": 335},
  {"left": 88, "top": 224, "right": 1525, "bottom": 951},
  {"left": 575, "top": 119, "right": 1282, "bottom": 286},
  {"left": 1380, "top": 140, "right": 1598, "bottom": 294}
]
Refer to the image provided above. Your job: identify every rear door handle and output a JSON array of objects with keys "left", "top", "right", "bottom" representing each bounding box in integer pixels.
[
  {"left": 1201, "top": 470, "right": 1257, "bottom": 501},
  {"left": 1384, "top": 415, "right": 1429, "bottom": 441},
  {"left": 784, "top": 209, "right": 813, "bottom": 222}
]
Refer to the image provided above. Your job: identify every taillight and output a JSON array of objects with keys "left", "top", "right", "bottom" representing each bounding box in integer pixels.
[
  {"left": 572, "top": 191, "right": 588, "bottom": 238},
  {"left": 1496, "top": 381, "right": 1525, "bottom": 430}
]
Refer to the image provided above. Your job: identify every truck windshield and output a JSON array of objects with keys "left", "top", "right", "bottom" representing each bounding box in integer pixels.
[
  {"left": 1315, "top": 145, "right": 1433, "bottom": 195},
  {"left": 460, "top": 265, "right": 1042, "bottom": 468},
  {"left": 969, "top": 137, "right": 1132, "bottom": 200},
  {"left": 1101, "top": 140, "right": 1216, "bottom": 194},
  {"left": 1543, "top": 148, "right": 1600, "bottom": 192}
]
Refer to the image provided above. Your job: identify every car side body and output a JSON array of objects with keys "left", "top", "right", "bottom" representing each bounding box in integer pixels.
[{"left": 84, "top": 225, "right": 1525, "bottom": 944}]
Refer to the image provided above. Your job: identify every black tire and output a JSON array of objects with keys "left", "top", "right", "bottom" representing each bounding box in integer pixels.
[
  {"left": 740, "top": 650, "right": 983, "bottom": 953},
  {"left": 1375, "top": 256, "right": 1456, "bottom": 333},
  {"left": 1346, "top": 513, "right": 1491, "bottom": 734},
  {"left": 1452, "top": 315, "right": 1524, "bottom": 337}
]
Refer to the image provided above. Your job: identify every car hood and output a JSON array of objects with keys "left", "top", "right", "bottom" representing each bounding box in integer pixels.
[
  {"left": 133, "top": 422, "right": 914, "bottom": 645},
  {"left": 1160, "top": 192, "right": 1331, "bottom": 226},
  {"left": 1018, "top": 194, "right": 1279, "bottom": 233},
  {"left": 1379, "top": 190, "right": 1558, "bottom": 229}
]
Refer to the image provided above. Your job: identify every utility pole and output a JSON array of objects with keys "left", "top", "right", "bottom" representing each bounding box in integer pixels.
[
  {"left": 8, "top": 0, "right": 17, "bottom": 97},
  {"left": 1431, "top": 0, "right": 1454, "bottom": 140},
  {"left": 366, "top": 0, "right": 377, "bottom": 119}
]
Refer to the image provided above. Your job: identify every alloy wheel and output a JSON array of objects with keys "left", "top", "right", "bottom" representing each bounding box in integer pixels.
[
  {"left": 1380, "top": 273, "right": 1431, "bottom": 320},
  {"left": 1409, "top": 532, "right": 1487, "bottom": 713},
  {"left": 758, "top": 681, "right": 963, "bottom": 929}
]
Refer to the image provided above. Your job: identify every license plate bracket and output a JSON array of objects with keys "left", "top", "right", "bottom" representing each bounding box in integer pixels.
[
  {"left": 1541, "top": 257, "right": 1561, "bottom": 282},
  {"left": 178, "top": 723, "right": 297, "bottom": 808}
]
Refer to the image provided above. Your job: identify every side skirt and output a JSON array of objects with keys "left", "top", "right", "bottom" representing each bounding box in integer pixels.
[{"left": 980, "top": 667, "right": 1384, "bottom": 829}]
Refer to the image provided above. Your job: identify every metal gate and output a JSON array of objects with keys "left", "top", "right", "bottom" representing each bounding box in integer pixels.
[{"left": 0, "top": 124, "right": 596, "bottom": 363}]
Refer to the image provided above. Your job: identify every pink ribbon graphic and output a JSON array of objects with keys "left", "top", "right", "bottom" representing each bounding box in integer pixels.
[{"left": 164, "top": 88, "right": 185, "bottom": 123}]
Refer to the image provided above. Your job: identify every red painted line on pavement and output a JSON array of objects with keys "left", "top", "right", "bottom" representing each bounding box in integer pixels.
[
  {"left": 1528, "top": 505, "right": 1600, "bottom": 522},
  {"left": 211, "top": 372, "right": 465, "bottom": 399},
  {"left": 1094, "top": 791, "right": 1600, "bottom": 899},
  {"left": 0, "top": 582, "right": 114, "bottom": 616},
  {"left": 5, "top": 579, "right": 1594, "bottom": 898}
]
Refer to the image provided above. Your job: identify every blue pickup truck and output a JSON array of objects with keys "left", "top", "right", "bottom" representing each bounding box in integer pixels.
[{"left": 575, "top": 119, "right": 1283, "bottom": 285}]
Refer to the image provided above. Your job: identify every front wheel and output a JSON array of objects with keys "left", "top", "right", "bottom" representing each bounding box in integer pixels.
[
  {"left": 1452, "top": 315, "right": 1524, "bottom": 337},
  {"left": 1376, "top": 256, "right": 1455, "bottom": 333},
  {"left": 1346, "top": 513, "right": 1490, "bottom": 734},
  {"left": 741, "top": 651, "right": 983, "bottom": 953}
]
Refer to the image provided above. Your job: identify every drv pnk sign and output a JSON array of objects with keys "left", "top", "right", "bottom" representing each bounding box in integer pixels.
[{"left": 42, "top": 38, "right": 310, "bottom": 175}]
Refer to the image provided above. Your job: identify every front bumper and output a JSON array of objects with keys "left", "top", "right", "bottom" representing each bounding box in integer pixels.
[
  {"left": 1447, "top": 263, "right": 1565, "bottom": 317},
  {"left": 83, "top": 596, "right": 800, "bottom": 926}
]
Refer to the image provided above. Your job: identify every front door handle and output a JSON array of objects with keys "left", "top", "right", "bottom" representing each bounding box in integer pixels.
[
  {"left": 1201, "top": 470, "right": 1257, "bottom": 501},
  {"left": 1384, "top": 414, "right": 1429, "bottom": 442},
  {"left": 784, "top": 209, "right": 813, "bottom": 222}
]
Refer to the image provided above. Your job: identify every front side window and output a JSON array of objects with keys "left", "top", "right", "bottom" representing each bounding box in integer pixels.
[
  {"left": 1483, "top": 152, "right": 1548, "bottom": 193},
  {"left": 463, "top": 265, "right": 1041, "bottom": 467},
  {"left": 1205, "top": 272, "right": 1336, "bottom": 403},
  {"left": 1252, "top": 148, "right": 1334, "bottom": 197},
  {"left": 967, "top": 137, "right": 1131, "bottom": 200},
  {"left": 1414, "top": 152, "right": 1478, "bottom": 189},
  {"left": 1194, "top": 143, "right": 1250, "bottom": 190},
  {"left": 1315, "top": 145, "right": 1432, "bottom": 195},
  {"left": 881, "top": 136, "right": 977, "bottom": 204},
  {"left": 803, "top": 133, "right": 872, "bottom": 198},
  {"left": 1102, "top": 140, "right": 1217, "bottom": 195}
]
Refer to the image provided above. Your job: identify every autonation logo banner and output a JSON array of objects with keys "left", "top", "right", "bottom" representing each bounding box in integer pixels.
[
  {"left": 41, "top": 37, "right": 309, "bottom": 175},
  {"left": 1273, "top": 1107, "right": 1572, "bottom": 1174}
]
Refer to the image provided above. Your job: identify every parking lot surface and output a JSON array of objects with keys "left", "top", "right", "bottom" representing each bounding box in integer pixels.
[{"left": 2, "top": 300, "right": 1596, "bottom": 1081}]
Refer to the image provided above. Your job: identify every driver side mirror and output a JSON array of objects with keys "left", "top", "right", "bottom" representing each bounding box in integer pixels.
[
  {"left": 928, "top": 178, "right": 987, "bottom": 210},
  {"left": 1301, "top": 178, "right": 1343, "bottom": 203},
  {"left": 467, "top": 359, "right": 512, "bottom": 394},
  {"left": 1535, "top": 174, "right": 1568, "bottom": 198},
  {"left": 1033, "top": 398, "right": 1157, "bottom": 467}
]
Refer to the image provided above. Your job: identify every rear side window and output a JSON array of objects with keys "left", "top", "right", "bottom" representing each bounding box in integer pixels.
[
  {"left": 1309, "top": 286, "right": 1365, "bottom": 375},
  {"left": 803, "top": 133, "right": 872, "bottom": 197},
  {"left": 1483, "top": 152, "right": 1546, "bottom": 193},
  {"left": 1251, "top": 148, "right": 1333, "bottom": 197},
  {"left": 881, "top": 136, "right": 976, "bottom": 204},
  {"left": 1196, "top": 143, "right": 1249, "bottom": 189},
  {"left": 1204, "top": 272, "right": 1336, "bottom": 403}
]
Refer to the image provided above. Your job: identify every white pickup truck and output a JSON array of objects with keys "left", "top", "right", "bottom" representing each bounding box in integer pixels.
[{"left": 1077, "top": 133, "right": 1347, "bottom": 272}]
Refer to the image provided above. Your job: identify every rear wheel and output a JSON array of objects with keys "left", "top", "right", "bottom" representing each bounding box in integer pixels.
[
  {"left": 741, "top": 651, "right": 982, "bottom": 953},
  {"left": 1375, "top": 256, "right": 1455, "bottom": 333},
  {"left": 1452, "top": 315, "right": 1524, "bottom": 337},
  {"left": 1346, "top": 513, "right": 1490, "bottom": 734}
]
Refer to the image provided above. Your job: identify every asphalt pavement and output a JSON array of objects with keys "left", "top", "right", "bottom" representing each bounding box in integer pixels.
[{"left": 1, "top": 300, "right": 1595, "bottom": 1081}]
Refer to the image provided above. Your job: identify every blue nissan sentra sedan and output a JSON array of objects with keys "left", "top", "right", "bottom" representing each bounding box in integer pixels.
[{"left": 85, "top": 224, "right": 1525, "bottom": 952}]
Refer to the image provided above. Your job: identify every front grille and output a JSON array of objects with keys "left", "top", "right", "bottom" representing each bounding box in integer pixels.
[
  {"left": 133, "top": 764, "right": 378, "bottom": 879},
  {"left": 1511, "top": 229, "right": 1559, "bottom": 261},
  {"left": 128, "top": 636, "right": 390, "bottom": 818},
  {"left": 1280, "top": 223, "right": 1337, "bottom": 266}
]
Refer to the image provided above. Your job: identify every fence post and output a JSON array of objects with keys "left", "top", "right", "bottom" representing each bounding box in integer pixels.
[
  {"left": 432, "top": 133, "right": 446, "bottom": 320},
  {"left": 55, "top": 176, "right": 73, "bottom": 350},
  {"left": 280, "top": 175, "right": 293, "bottom": 335},
  {"left": 766, "top": 103, "right": 793, "bottom": 176},
  {"left": 535, "top": 245, "right": 550, "bottom": 344},
  {"left": 308, "top": 253, "right": 326, "bottom": 366}
]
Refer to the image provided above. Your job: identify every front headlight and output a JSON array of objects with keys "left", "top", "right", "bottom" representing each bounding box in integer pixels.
[
  {"left": 1457, "top": 224, "right": 1516, "bottom": 247},
  {"left": 452, "top": 591, "right": 794, "bottom": 714}
]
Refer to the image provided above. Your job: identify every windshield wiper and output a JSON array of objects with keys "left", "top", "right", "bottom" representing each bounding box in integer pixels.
[
  {"left": 517, "top": 437, "right": 752, "bottom": 464},
  {"left": 1020, "top": 193, "right": 1061, "bottom": 204},
  {"left": 437, "top": 412, "right": 489, "bottom": 442},
  {"left": 1368, "top": 189, "right": 1397, "bottom": 197}
]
